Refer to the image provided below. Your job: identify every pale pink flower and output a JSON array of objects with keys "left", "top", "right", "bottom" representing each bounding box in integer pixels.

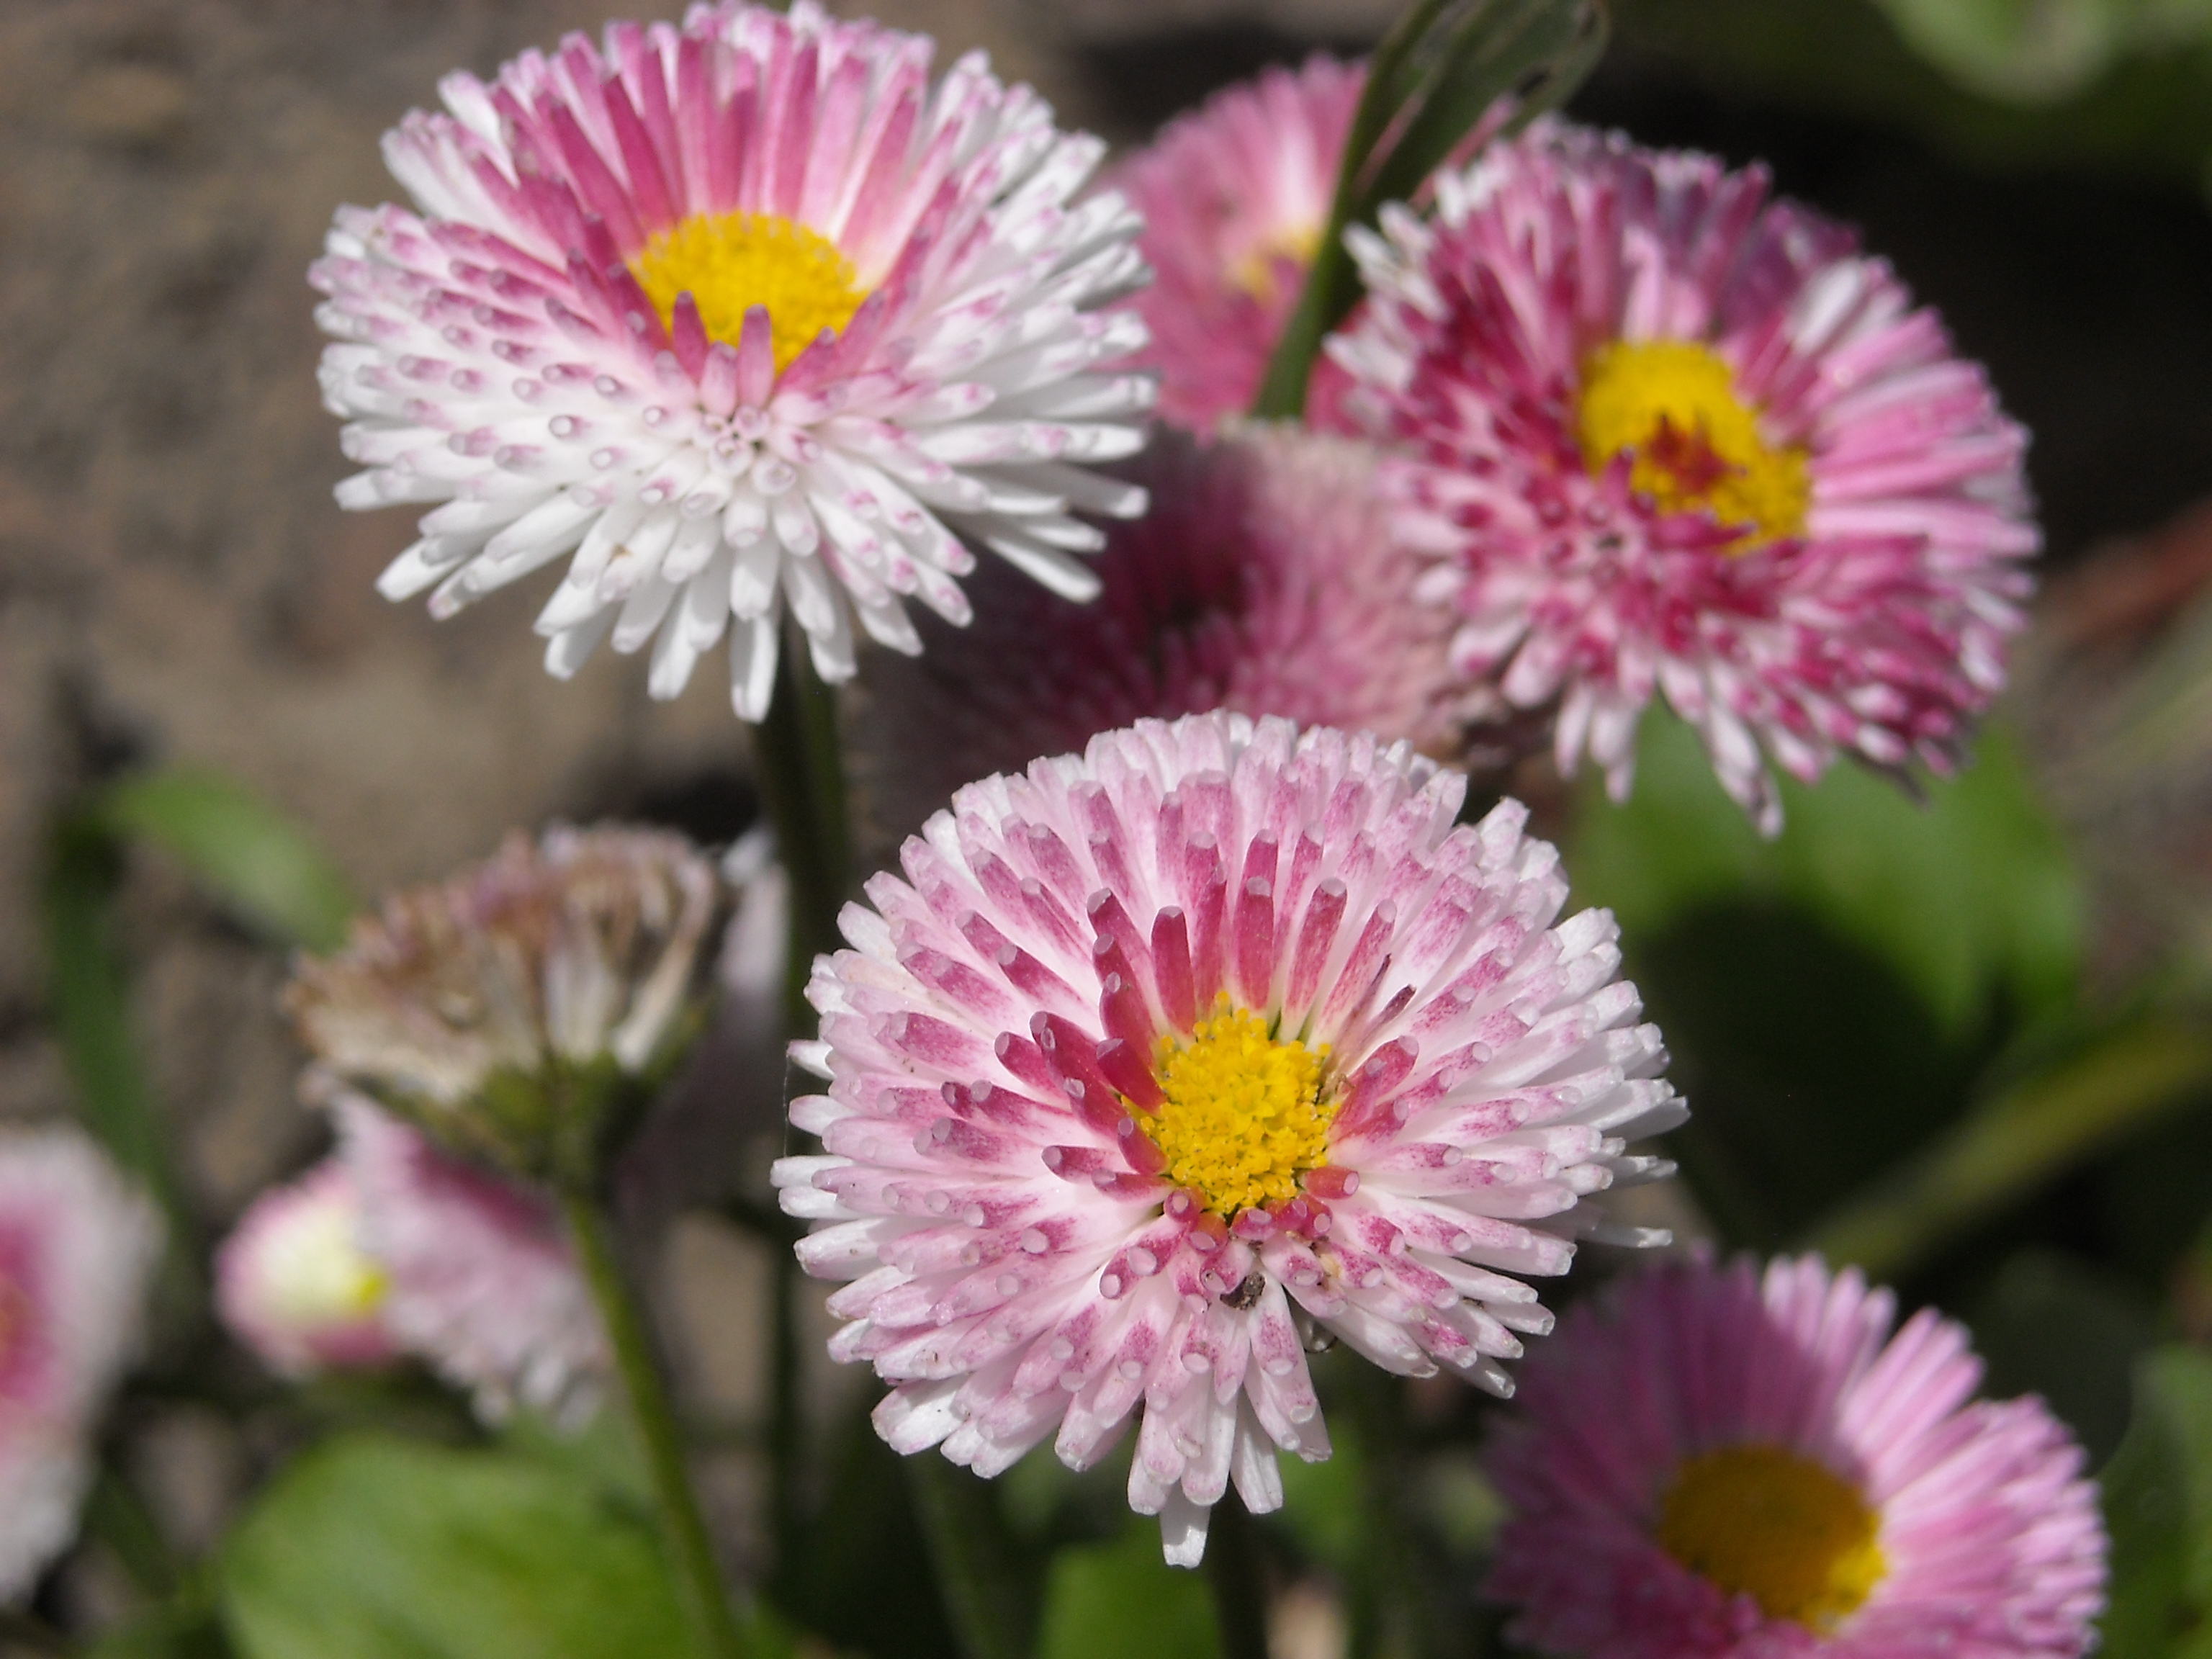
[
  {"left": 313, "top": 1, "right": 1152, "bottom": 719},
  {"left": 333, "top": 1092, "right": 608, "bottom": 1424},
  {"left": 0, "top": 1130, "right": 161, "bottom": 1601},
  {"left": 858, "top": 423, "right": 1462, "bottom": 836},
  {"left": 217, "top": 1160, "right": 401, "bottom": 1379},
  {"left": 1113, "top": 57, "right": 1362, "bottom": 429},
  {"left": 1330, "top": 122, "right": 2036, "bottom": 832},
  {"left": 775, "top": 711, "right": 1681, "bottom": 1565},
  {"left": 1485, "top": 1254, "right": 2105, "bottom": 1659}
]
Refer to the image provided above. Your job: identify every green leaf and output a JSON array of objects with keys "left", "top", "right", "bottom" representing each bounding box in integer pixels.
[
  {"left": 1570, "top": 709, "right": 2084, "bottom": 1038},
  {"left": 218, "top": 1434, "right": 698, "bottom": 1659},
  {"left": 1968, "top": 1249, "right": 2157, "bottom": 1465},
  {"left": 99, "top": 769, "right": 355, "bottom": 952},
  {"left": 1035, "top": 1521, "right": 1221, "bottom": 1659},
  {"left": 2100, "top": 1346, "right": 2212, "bottom": 1659}
]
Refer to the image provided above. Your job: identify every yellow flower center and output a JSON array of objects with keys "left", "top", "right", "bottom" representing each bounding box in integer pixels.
[
  {"left": 1575, "top": 339, "right": 1811, "bottom": 546},
  {"left": 1655, "top": 1444, "right": 1886, "bottom": 1629},
  {"left": 1227, "top": 221, "right": 1323, "bottom": 304},
  {"left": 1142, "top": 994, "right": 1337, "bottom": 1218},
  {"left": 629, "top": 212, "right": 868, "bottom": 373},
  {"left": 265, "top": 1202, "right": 391, "bottom": 1330}
]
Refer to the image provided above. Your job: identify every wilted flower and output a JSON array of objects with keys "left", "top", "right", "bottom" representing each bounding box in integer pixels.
[
  {"left": 334, "top": 1092, "right": 608, "bottom": 1424},
  {"left": 286, "top": 824, "right": 722, "bottom": 1184},
  {"left": 1113, "top": 57, "right": 1362, "bottom": 428},
  {"left": 1485, "top": 1254, "right": 2105, "bottom": 1659},
  {"left": 312, "top": 1, "right": 1153, "bottom": 719},
  {"left": 775, "top": 712, "right": 1681, "bottom": 1565},
  {"left": 858, "top": 423, "right": 1462, "bottom": 836},
  {"left": 217, "top": 1159, "right": 400, "bottom": 1379},
  {"left": 1331, "top": 122, "right": 2036, "bottom": 832},
  {"left": 0, "top": 1129, "right": 161, "bottom": 1601}
]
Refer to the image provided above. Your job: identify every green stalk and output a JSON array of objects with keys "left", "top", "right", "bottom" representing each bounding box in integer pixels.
[
  {"left": 1804, "top": 1014, "right": 2212, "bottom": 1280},
  {"left": 563, "top": 1191, "right": 747, "bottom": 1659},
  {"left": 904, "top": 1457, "right": 1036, "bottom": 1659},
  {"left": 1202, "top": 1494, "right": 1272, "bottom": 1659}
]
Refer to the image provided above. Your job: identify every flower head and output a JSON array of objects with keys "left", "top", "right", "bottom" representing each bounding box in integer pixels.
[
  {"left": 313, "top": 1, "right": 1154, "bottom": 719},
  {"left": 857, "top": 423, "right": 1462, "bottom": 836},
  {"left": 217, "top": 1160, "right": 400, "bottom": 1379},
  {"left": 1485, "top": 1254, "right": 2105, "bottom": 1659},
  {"left": 1330, "top": 122, "right": 2036, "bottom": 832},
  {"left": 1112, "top": 57, "right": 1362, "bottom": 429},
  {"left": 287, "top": 824, "right": 721, "bottom": 1182},
  {"left": 775, "top": 711, "right": 1681, "bottom": 1564},
  {"left": 333, "top": 1092, "right": 607, "bottom": 1424},
  {"left": 0, "top": 1129, "right": 161, "bottom": 1601}
]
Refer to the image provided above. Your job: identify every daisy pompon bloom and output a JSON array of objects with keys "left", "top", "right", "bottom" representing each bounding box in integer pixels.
[
  {"left": 333, "top": 1092, "right": 609, "bottom": 1424},
  {"left": 0, "top": 1129, "right": 161, "bottom": 1601},
  {"left": 1331, "top": 122, "right": 2036, "bottom": 832},
  {"left": 217, "top": 1159, "right": 400, "bottom": 1380},
  {"left": 857, "top": 423, "right": 1462, "bottom": 838},
  {"left": 313, "top": 1, "right": 1153, "bottom": 719},
  {"left": 286, "top": 824, "right": 723, "bottom": 1182},
  {"left": 1112, "top": 56, "right": 1361, "bottom": 429},
  {"left": 1485, "top": 1254, "right": 2106, "bottom": 1659},
  {"left": 775, "top": 711, "right": 1682, "bottom": 1565}
]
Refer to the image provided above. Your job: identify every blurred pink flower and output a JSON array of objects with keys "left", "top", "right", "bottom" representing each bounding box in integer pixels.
[
  {"left": 776, "top": 712, "right": 1681, "bottom": 1565},
  {"left": 312, "top": 1, "right": 1151, "bottom": 719},
  {"left": 217, "top": 1159, "right": 400, "bottom": 1380},
  {"left": 1485, "top": 1254, "right": 2105, "bottom": 1659},
  {"left": 1112, "top": 57, "right": 1362, "bottom": 430},
  {"left": 0, "top": 1130, "right": 160, "bottom": 1601},
  {"left": 857, "top": 423, "right": 1462, "bottom": 834},
  {"left": 1331, "top": 122, "right": 2036, "bottom": 832}
]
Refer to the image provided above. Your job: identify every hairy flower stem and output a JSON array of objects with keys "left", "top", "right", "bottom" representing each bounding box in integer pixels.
[
  {"left": 1203, "top": 1494, "right": 1272, "bottom": 1659},
  {"left": 562, "top": 1190, "right": 747, "bottom": 1659},
  {"left": 752, "top": 637, "right": 852, "bottom": 1035}
]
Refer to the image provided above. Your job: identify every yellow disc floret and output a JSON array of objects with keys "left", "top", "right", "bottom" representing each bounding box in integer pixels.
[
  {"left": 1143, "top": 994, "right": 1336, "bottom": 1218},
  {"left": 1227, "top": 221, "right": 1323, "bottom": 304},
  {"left": 1576, "top": 339, "right": 1811, "bottom": 546},
  {"left": 1655, "top": 1444, "right": 1886, "bottom": 1629},
  {"left": 630, "top": 212, "right": 868, "bottom": 373}
]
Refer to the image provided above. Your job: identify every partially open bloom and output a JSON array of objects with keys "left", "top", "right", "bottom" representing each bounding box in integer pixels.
[
  {"left": 1331, "top": 122, "right": 2036, "bottom": 832},
  {"left": 858, "top": 423, "right": 1462, "bottom": 835},
  {"left": 287, "top": 824, "right": 721, "bottom": 1182},
  {"left": 1485, "top": 1254, "right": 2105, "bottom": 1659},
  {"left": 313, "top": 1, "right": 1152, "bottom": 719},
  {"left": 334, "top": 1092, "right": 608, "bottom": 1424},
  {"left": 217, "top": 1160, "right": 400, "bottom": 1379},
  {"left": 775, "top": 712, "right": 1681, "bottom": 1565},
  {"left": 1113, "top": 57, "right": 1362, "bottom": 428},
  {"left": 0, "top": 1129, "right": 161, "bottom": 1601}
]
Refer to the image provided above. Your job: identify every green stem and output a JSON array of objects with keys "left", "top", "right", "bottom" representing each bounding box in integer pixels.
[
  {"left": 752, "top": 636, "right": 851, "bottom": 1033},
  {"left": 1202, "top": 1494, "right": 1272, "bottom": 1659},
  {"left": 563, "top": 1191, "right": 746, "bottom": 1659},
  {"left": 904, "top": 1457, "right": 1035, "bottom": 1659},
  {"left": 1804, "top": 1013, "right": 2212, "bottom": 1280}
]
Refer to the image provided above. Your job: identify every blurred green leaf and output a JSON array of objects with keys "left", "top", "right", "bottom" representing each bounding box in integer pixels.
[
  {"left": 99, "top": 769, "right": 354, "bottom": 953},
  {"left": 1866, "top": 0, "right": 2212, "bottom": 102},
  {"left": 85, "top": 1596, "right": 232, "bottom": 1659},
  {"left": 1272, "top": 1427, "right": 1364, "bottom": 1577},
  {"left": 218, "top": 1434, "right": 699, "bottom": 1659},
  {"left": 2100, "top": 1346, "right": 2212, "bottom": 1659},
  {"left": 1035, "top": 1521, "right": 1221, "bottom": 1659},
  {"left": 1969, "top": 1249, "right": 2157, "bottom": 1464},
  {"left": 1572, "top": 711, "right": 2084, "bottom": 1038}
]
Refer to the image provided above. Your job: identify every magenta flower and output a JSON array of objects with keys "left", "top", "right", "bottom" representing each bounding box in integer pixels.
[
  {"left": 217, "top": 1159, "right": 401, "bottom": 1380},
  {"left": 1330, "top": 122, "right": 2036, "bottom": 831},
  {"left": 775, "top": 712, "right": 1681, "bottom": 1564},
  {"left": 858, "top": 423, "right": 1462, "bottom": 832},
  {"left": 313, "top": 1, "right": 1152, "bottom": 719},
  {"left": 1113, "top": 57, "right": 1362, "bottom": 429},
  {"left": 0, "top": 1130, "right": 161, "bottom": 1601},
  {"left": 1485, "top": 1254, "right": 2106, "bottom": 1659}
]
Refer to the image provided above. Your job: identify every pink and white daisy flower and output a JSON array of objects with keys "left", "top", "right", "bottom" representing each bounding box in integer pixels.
[
  {"left": 0, "top": 1129, "right": 161, "bottom": 1601},
  {"left": 858, "top": 423, "right": 1462, "bottom": 837},
  {"left": 217, "top": 1159, "right": 401, "bottom": 1380},
  {"left": 774, "top": 711, "right": 1682, "bottom": 1565},
  {"left": 1485, "top": 1254, "right": 2106, "bottom": 1659},
  {"left": 1329, "top": 122, "right": 2036, "bottom": 832},
  {"left": 313, "top": 1, "right": 1153, "bottom": 719},
  {"left": 1112, "top": 56, "right": 1362, "bottom": 430},
  {"left": 334, "top": 1092, "right": 608, "bottom": 1424}
]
